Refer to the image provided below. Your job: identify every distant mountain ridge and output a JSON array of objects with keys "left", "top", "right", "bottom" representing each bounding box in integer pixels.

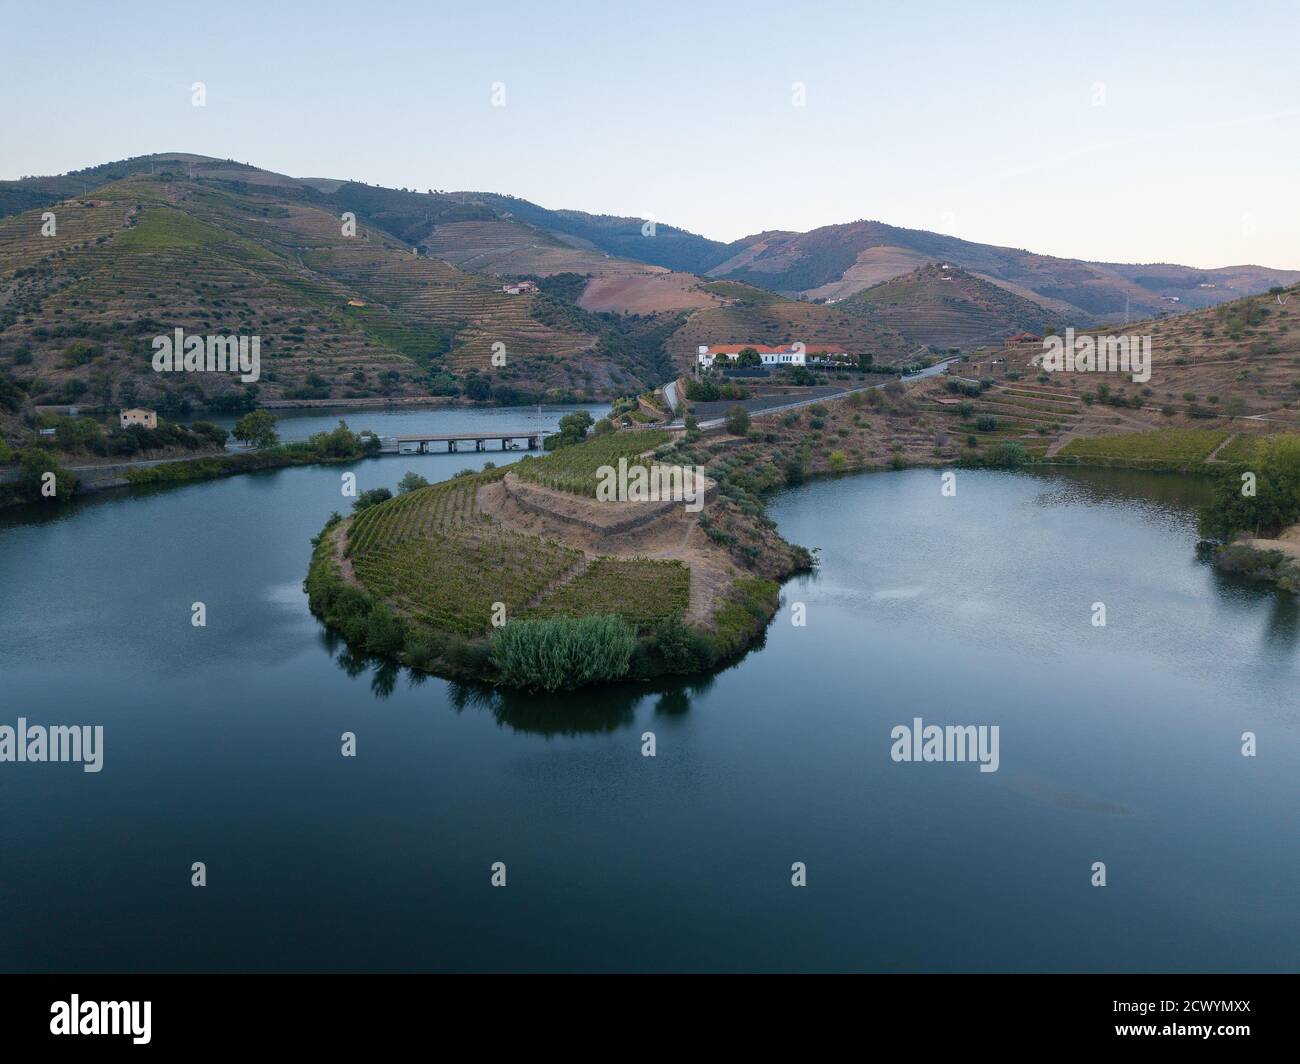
[
  {"left": 2, "top": 153, "right": 1297, "bottom": 417},
  {"left": 4, "top": 154, "right": 1296, "bottom": 323},
  {"left": 845, "top": 263, "right": 1071, "bottom": 350}
]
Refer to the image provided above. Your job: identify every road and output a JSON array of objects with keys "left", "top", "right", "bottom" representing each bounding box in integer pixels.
[{"left": 668, "top": 358, "right": 958, "bottom": 430}]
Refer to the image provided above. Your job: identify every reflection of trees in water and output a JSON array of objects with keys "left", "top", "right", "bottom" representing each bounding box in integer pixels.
[
  {"left": 445, "top": 675, "right": 711, "bottom": 737},
  {"left": 1205, "top": 562, "right": 1300, "bottom": 653},
  {"left": 1027, "top": 467, "right": 1214, "bottom": 515},
  {"left": 322, "top": 618, "right": 754, "bottom": 735},
  {"left": 327, "top": 637, "right": 711, "bottom": 736}
]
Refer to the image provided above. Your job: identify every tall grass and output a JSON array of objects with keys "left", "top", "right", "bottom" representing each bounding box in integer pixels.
[{"left": 490, "top": 615, "right": 635, "bottom": 691}]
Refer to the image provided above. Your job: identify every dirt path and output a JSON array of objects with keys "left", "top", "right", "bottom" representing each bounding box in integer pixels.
[
  {"left": 1243, "top": 525, "right": 1300, "bottom": 561},
  {"left": 475, "top": 476, "right": 734, "bottom": 624},
  {"left": 1205, "top": 433, "right": 1237, "bottom": 463}
]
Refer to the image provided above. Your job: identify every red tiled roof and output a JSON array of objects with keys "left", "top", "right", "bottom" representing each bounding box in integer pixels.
[{"left": 704, "top": 343, "right": 849, "bottom": 354}]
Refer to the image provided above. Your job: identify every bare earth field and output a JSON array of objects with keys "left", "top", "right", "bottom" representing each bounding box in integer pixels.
[{"left": 579, "top": 272, "right": 722, "bottom": 314}]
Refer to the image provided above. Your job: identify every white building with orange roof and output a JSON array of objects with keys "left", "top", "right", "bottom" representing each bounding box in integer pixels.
[{"left": 696, "top": 343, "right": 850, "bottom": 368}]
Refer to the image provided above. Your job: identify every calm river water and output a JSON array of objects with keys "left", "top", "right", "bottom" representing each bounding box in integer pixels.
[{"left": 0, "top": 406, "right": 1295, "bottom": 972}]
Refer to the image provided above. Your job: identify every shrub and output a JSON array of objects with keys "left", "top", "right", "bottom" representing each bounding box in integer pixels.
[
  {"left": 352, "top": 487, "right": 393, "bottom": 511},
  {"left": 397, "top": 471, "right": 430, "bottom": 494},
  {"left": 633, "top": 614, "right": 715, "bottom": 677},
  {"left": 490, "top": 615, "right": 635, "bottom": 691},
  {"left": 364, "top": 603, "right": 406, "bottom": 655},
  {"left": 18, "top": 448, "right": 76, "bottom": 501},
  {"left": 725, "top": 405, "right": 751, "bottom": 436}
]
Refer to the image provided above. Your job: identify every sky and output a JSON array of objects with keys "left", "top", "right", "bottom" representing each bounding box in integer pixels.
[{"left": 3, "top": 0, "right": 1298, "bottom": 269}]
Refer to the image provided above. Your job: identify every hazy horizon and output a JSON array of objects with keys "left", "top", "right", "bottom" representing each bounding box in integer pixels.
[{"left": 4, "top": 0, "right": 1298, "bottom": 270}]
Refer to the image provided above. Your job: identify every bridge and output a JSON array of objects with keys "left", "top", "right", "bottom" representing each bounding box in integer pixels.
[{"left": 375, "top": 430, "right": 544, "bottom": 455}]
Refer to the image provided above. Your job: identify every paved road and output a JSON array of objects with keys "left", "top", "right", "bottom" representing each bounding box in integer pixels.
[
  {"left": 669, "top": 358, "right": 958, "bottom": 430},
  {"left": 663, "top": 378, "right": 679, "bottom": 415}
]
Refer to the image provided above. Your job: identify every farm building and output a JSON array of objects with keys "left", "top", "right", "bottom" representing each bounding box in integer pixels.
[
  {"left": 697, "top": 343, "right": 850, "bottom": 368},
  {"left": 119, "top": 408, "right": 158, "bottom": 429}
]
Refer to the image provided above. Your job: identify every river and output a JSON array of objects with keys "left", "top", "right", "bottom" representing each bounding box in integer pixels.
[{"left": 0, "top": 407, "right": 1296, "bottom": 972}]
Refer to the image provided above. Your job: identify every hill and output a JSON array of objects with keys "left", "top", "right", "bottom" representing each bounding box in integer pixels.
[
  {"left": 844, "top": 263, "right": 1071, "bottom": 350},
  {"left": 664, "top": 280, "right": 913, "bottom": 369},
  {"left": 902, "top": 280, "right": 1300, "bottom": 464},
  {"left": 703, "top": 218, "right": 1300, "bottom": 319},
  {"left": 0, "top": 156, "right": 678, "bottom": 427}
]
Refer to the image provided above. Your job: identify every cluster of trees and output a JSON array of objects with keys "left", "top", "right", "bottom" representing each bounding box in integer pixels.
[
  {"left": 685, "top": 378, "right": 749, "bottom": 402},
  {"left": 543, "top": 410, "right": 594, "bottom": 451},
  {"left": 1200, "top": 437, "right": 1300, "bottom": 541}
]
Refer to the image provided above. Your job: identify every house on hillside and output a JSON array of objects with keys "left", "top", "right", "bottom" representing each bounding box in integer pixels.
[
  {"left": 1005, "top": 332, "right": 1041, "bottom": 344},
  {"left": 120, "top": 408, "right": 158, "bottom": 429},
  {"left": 346, "top": 299, "right": 367, "bottom": 308},
  {"left": 502, "top": 281, "right": 539, "bottom": 295},
  {"left": 697, "top": 343, "right": 850, "bottom": 368}
]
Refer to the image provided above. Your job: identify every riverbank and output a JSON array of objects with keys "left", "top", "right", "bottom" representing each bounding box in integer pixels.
[{"left": 1205, "top": 527, "right": 1300, "bottom": 593}]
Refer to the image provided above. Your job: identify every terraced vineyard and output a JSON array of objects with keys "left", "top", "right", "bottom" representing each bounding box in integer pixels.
[
  {"left": 302, "top": 242, "right": 595, "bottom": 376},
  {"left": 344, "top": 456, "right": 694, "bottom": 639},
  {"left": 513, "top": 429, "right": 672, "bottom": 495},
  {"left": 525, "top": 558, "right": 690, "bottom": 631},
  {"left": 0, "top": 157, "right": 659, "bottom": 418},
  {"left": 346, "top": 471, "right": 582, "bottom": 637},
  {"left": 930, "top": 380, "right": 1085, "bottom": 457},
  {"left": 1057, "top": 428, "right": 1229, "bottom": 466}
]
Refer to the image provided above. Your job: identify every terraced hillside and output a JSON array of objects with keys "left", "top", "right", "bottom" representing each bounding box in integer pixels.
[
  {"left": 909, "top": 280, "right": 1300, "bottom": 461},
  {"left": 0, "top": 158, "right": 674, "bottom": 425},
  {"left": 421, "top": 218, "right": 662, "bottom": 279},
  {"left": 846, "top": 263, "right": 1070, "bottom": 350},
  {"left": 346, "top": 469, "right": 585, "bottom": 638}
]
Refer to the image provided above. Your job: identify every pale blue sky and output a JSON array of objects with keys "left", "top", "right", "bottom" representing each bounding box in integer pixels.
[{"left": 3, "top": 0, "right": 1297, "bottom": 268}]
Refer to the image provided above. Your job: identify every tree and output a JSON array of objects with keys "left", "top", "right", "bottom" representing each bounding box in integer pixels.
[
  {"left": 544, "top": 410, "right": 594, "bottom": 451},
  {"left": 352, "top": 487, "right": 393, "bottom": 512},
  {"left": 397, "top": 471, "right": 430, "bottom": 494},
  {"left": 233, "top": 409, "right": 278, "bottom": 448},
  {"left": 19, "top": 448, "right": 76, "bottom": 501},
  {"left": 736, "top": 347, "right": 762, "bottom": 368},
  {"left": 307, "top": 419, "right": 369, "bottom": 459},
  {"left": 1200, "top": 437, "right": 1300, "bottom": 541},
  {"left": 462, "top": 377, "right": 491, "bottom": 402},
  {"left": 725, "top": 405, "right": 751, "bottom": 436},
  {"left": 54, "top": 416, "right": 103, "bottom": 452}
]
